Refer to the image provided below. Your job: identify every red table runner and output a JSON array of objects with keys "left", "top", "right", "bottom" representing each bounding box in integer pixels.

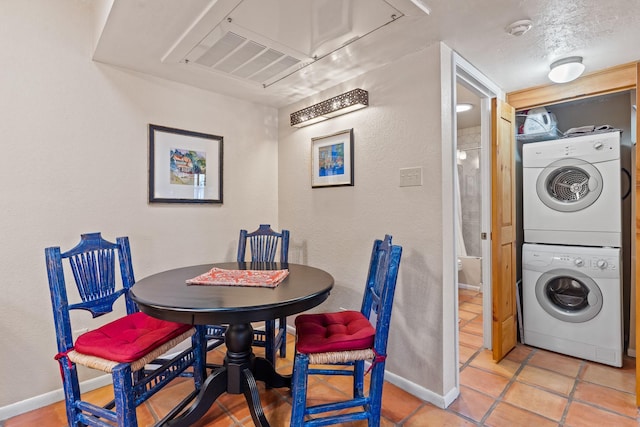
[{"left": 186, "top": 267, "right": 289, "bottom": 288}]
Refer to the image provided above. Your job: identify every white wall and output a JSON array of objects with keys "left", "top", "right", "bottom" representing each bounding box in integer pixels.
[
  {"left": 0, "top": 1, "right": 279, "bottom": 409},
  {"left": 278, "top": 44, "right": 456, "bottom": 403}
]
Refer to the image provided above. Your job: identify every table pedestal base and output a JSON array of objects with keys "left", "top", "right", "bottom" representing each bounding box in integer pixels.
[{"left": 166, "top": 323, "right": 290, "bottom": 427}]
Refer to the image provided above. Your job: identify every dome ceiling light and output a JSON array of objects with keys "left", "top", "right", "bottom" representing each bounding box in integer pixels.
[
  {"left": 548, "top": 56, "right": 585, "bottom": 83},
  {"left": 456, "top": 103, "right": 473, "bottom": 113}
]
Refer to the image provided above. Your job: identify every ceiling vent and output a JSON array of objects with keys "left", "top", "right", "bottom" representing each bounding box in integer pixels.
[
  {"left": 181, "top": 20, "right": 312, "bottom": 87},
  {"left": 162, "top": 0, "right": 405, "bottom": 88}
]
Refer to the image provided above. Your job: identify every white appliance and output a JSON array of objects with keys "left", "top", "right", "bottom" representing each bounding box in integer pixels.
[
  {"left": 522, "top": 131, "right": 621, "bottom": 247},
  {"left": 522, "top": 243, "right": 622, "bottom": 367},
  {"left": 522, "top": 107, "right": 557, "bottom": 135}
]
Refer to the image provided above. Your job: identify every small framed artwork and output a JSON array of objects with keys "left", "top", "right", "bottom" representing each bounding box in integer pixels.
[
  {"left": 148, "top": 124, "right": 223, "bottom": 204},
  {"left": 311, "top": 128, "right": 354, "bottom": 188}
]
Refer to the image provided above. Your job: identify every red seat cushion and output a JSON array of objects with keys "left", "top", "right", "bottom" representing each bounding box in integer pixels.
[
  {"left": 295, "top": 310, "right": 375, "bottom": 354},
  {"left": 74, "top": 312, "right": 192, "bottom": 363}
]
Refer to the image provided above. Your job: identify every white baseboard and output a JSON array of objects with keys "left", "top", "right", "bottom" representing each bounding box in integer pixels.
[
  {"left": 458, "top": 282, "right": 481, "bottom": 292},
  {"left": 0, "top": 338, "right": 199, "bottom": 422},
  {"left": 286, "top": 326, "right": 451, "bottom": 408},
  {"left": 383, "top": 369, "right": 455, "bottom": 409},
  {"left": 0, "top": 375, "right": 111, "bottom": 421}
]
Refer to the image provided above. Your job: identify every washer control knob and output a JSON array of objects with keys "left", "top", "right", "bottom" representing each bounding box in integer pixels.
[
  {"left": 593, "top": 142, "right": 604, "bottom": 150},
  {"left": 596, "top": 259, "right": 608, "bottom": 269},
  {"left": 574, "top": 258, "right": 584, "bottom": 267}
]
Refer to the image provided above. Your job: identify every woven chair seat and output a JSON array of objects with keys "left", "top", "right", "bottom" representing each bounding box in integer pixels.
[
  {"left": 307, "top": 348, "right": 376, "bottom": 365},
  {"left": 68, "top": 328, "right": 195, "bottom": 373}
]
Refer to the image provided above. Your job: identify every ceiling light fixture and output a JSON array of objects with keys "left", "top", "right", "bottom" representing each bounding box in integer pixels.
[
  {"left": 505, "top": 19, "right": 533, "bottom": 37},
  {"left": 290, "top": 88, "right": 369, "bottom": 128},
  {"left": 548, "top": 56, "right": 585, "bottom": 83},
  {"left": 456, "top": 103, "right": 473, "bottom": 113}
]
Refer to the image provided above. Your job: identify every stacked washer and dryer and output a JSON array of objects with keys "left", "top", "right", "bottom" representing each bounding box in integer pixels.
[{"left": 522, "top": 131, "right": 623, "bottom": 367}]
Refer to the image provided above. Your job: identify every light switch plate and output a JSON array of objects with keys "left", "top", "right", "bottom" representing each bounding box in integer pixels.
[{"left": 399, "top": 167, "right": 422, "bottom": 187}]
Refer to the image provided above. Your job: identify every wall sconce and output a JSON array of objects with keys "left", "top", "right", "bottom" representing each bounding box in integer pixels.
[
  {"left": 548, "top": 56, "right": 585, "bottom": 83},
  {"left": 290, "top": 88, "right": 369, "bottom": 128}
]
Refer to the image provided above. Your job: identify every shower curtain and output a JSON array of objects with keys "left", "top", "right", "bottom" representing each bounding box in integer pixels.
[{"left": 456, "top": 164, "right": 467, "bottom": 257}]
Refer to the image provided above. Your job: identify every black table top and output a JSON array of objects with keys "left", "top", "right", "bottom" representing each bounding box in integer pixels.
[{"left": 130, "top": 262, "right": 334, "bottom": 325}]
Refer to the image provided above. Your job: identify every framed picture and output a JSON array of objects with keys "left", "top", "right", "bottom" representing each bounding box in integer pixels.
[
  {"left": 311, "top": 129, "right": 354, "bottom": 188},
  {"left": 148, "top": 124, "right": 223, "bottom": 204}
]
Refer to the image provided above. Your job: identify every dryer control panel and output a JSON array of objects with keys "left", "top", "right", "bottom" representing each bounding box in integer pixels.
[{"left": 522, "top": 131, "right": 620, "bottom": 166}]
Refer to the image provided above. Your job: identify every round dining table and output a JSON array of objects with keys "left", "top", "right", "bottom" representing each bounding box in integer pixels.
[{"left": 130, "top": 262, "right": 334, "bottom": 427}]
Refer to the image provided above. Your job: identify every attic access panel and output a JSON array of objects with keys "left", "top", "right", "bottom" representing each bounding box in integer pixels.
[{"left": 166, "top": 0, "right": 403, "bottom": 88}]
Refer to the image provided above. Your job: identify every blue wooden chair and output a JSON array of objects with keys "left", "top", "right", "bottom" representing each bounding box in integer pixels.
[
  {"left": 290, "top": 234, "right": 402, "bottom": 426},
  {"left": 45, "top": 232, "right": 206, "bottom": 427},
  {"left": 238, "top": 224, "right": 290, "bottom": 365},
  {"left": 205, "top": 225, "right": 290, "bottom": 366}
]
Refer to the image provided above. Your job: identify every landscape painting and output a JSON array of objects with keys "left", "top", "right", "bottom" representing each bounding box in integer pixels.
[
  {"left": 170, "top": 148, "right": 206, "bottom": 186},
  {"left": 149, "top": 124, "right": 223, "bottom": 203}
]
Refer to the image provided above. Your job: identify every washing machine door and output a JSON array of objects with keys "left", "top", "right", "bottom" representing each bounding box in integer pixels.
[
  {"left": 536, "top": 158, "right": 603, "bottom": 212},
  {"left": 535, "top": 268, "right": 603, "bottom": 323}
]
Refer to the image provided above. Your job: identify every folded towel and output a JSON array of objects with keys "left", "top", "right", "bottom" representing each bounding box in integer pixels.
[
  {"left": 564, "top": 125, "right": 595, "bottom": 136},
  {"left": 186, "top": 267, "right": 289, "bottom": 288},
  {"left": 564, "top": 125, "right": 617, "bottom": 137}
]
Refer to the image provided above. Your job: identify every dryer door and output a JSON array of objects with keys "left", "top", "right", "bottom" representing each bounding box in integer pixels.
[
  {"left": 535, "top": 268, "right": 603, "bottom": 323},
  {"left": 536, "top": 158, "right": 603, "bottom": 212}
]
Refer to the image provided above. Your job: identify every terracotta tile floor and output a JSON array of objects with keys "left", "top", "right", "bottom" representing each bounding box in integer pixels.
[
  {"left": 6, "top": 289, "right": 639, "bottom": 426},
  {"left": 454, "top": 289, "right": 639, "bottom": 427}
]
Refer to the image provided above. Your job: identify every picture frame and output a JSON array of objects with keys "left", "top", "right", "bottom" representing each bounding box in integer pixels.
[
  {"left": 311, "top": 128, "right": 354, "bottom": 188},
  {"left": 148, "top": 124, "right": 223, "bottom": 204}
]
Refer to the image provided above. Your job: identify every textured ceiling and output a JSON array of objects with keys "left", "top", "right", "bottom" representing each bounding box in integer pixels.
[{"left": 94, "top": 0, "right": 640, "bottom": 108}]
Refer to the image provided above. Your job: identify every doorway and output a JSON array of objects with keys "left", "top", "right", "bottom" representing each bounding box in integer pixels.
[
  {"left": 454, "top": 65, "right": 501, "bottom": 345},
  {"left": 452, "top": 53, "right": 504, "bottom": 394},
  {"left": 456, "top": 82, "right": 485, "bottom": 364},
  {"left": 456, "top": 82, "right": 483, "bottom": 292}
]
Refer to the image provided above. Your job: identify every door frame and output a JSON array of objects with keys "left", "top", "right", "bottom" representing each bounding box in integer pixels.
[
  {"left": 454, "top": 53, "right": 504, "bottom": 350},
  {"left": 451, "top": 53, "right": 504, "bottom": 384}
]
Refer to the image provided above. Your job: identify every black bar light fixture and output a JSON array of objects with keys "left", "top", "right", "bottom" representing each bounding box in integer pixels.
[{"left": 290, "top": 88, "right": 369, "bottom": 128}]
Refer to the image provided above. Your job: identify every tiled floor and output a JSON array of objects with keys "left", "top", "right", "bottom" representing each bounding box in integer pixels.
[
  {"left": 5, "top": 289, "right": 639, "bottom": 426},
  {"left": 455, "top": 288, "right": 638, "bottom": 427}
]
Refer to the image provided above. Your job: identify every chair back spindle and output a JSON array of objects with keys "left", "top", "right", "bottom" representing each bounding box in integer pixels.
[
  {"left": 47, "top": 232, "right": 136, "bottom": 320},
  {"left": 238, "top": 224, "right": 289, "bottom": 263}
]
